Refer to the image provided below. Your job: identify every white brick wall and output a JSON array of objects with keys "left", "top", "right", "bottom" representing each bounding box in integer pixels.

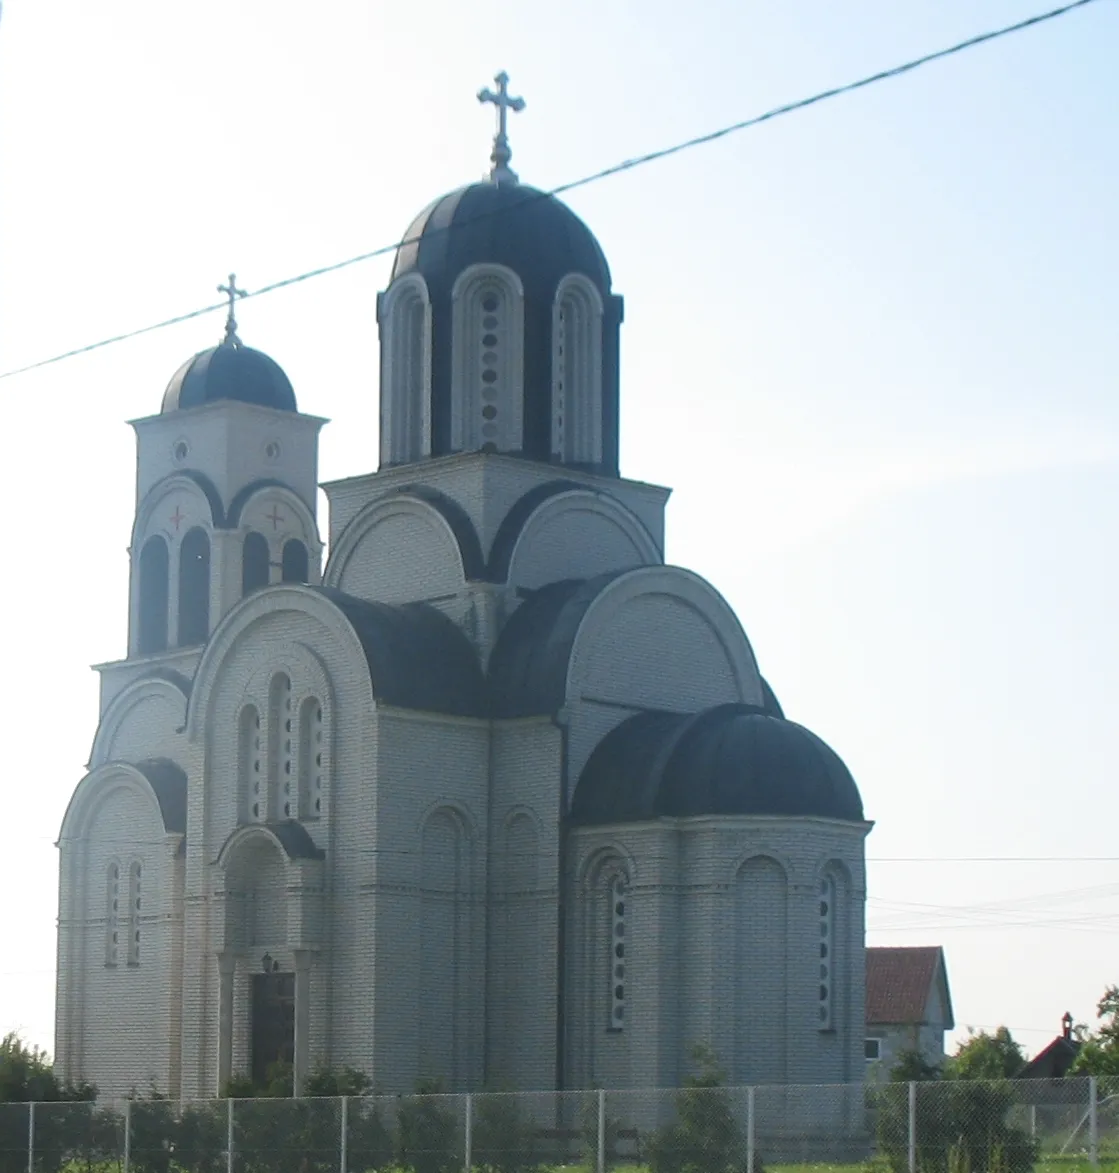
[{"left": 58, "top": 414, "right": 871, "bottom": 1104}]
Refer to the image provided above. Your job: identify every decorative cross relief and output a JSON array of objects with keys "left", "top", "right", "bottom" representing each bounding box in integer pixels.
[
  {"left": 218, "top": 273, "right": 247, "bottom": 347},
  {"left": 477, "top": 71, "right": 525, "bottom": 185}
]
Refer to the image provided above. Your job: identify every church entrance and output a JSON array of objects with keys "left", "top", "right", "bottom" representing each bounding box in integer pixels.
[{"left": 250, "top": 972, "right": 295, "bottom": 1086}]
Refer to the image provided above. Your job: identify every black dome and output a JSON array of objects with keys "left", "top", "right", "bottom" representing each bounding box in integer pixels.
[
  {"left": 572, "top": 703, "right": 864, "bottom": 825},
  {"left": 162, "top": 342, "right": 297, "bottom": 414},
  {"left": 391, "top": 182, "right": 612, "bottom": 298}
]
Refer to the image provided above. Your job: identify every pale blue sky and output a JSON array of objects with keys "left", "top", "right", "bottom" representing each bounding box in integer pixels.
[{"left": 1, "top": 0, "right": 1116, "bottom": 1064}]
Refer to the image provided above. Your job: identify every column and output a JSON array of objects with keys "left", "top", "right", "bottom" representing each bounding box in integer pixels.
[
  {"left": 293, "top": 950, "right": 312, "bottom": 1097},
  {"left": 217, "top": 953, "right": 235, "bottom": 1092}
]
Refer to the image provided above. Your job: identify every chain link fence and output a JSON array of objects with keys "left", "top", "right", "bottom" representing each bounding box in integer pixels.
[{"left": 0, "top": 1077, "right": 1114, "bottom": 1173}]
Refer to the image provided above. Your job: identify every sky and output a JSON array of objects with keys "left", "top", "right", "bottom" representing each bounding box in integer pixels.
[{"left": 0, "top": 0, "right": 1116, "bottom": 1067}]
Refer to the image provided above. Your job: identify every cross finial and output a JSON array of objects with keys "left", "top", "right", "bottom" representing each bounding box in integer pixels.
[
  {"left": 477, "top": 71, "right": 526, "bottom": 186},
  {"left": 217, "top": 273, "right": 247, "bottom": 347}
]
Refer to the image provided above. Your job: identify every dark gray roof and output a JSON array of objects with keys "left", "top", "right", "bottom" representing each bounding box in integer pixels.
[
  {"left": 134, "top": 758, "right": 187, "bottom": 833},
  {"left": 163, "top": 342, "right": 297, "bottom": 414},
  {"left": 268, "top": 820, "right": 325, "bottom": 861},
  {"left": 392, "top": 183, "right": 612, "bottom": 298},
  {"left": 488, "top": 574, "right": 626, "bottom": 717},
  {"left": 314, "top": 587, "right": 486, "bottom": 718},
  {"left": 572, "top": 703, "right": 864, "bottom": 825}
]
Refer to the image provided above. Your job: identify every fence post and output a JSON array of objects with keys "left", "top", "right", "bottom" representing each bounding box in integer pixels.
[
  {"left": 123, "top": 1100, "right": 132, "bottom": 1173},
  {"left": 596, "top": 1088, "right": 606, "bottom": 1173},
  {"left": 746, "top": 1087, "right": 756, "bottom": 1173},
  {"left": 463, "top": 1093, "right": 473, "bottom": 1173},
  {"left": 1089, "top": 1076, "right": 1098, "bottom": 1169},
  {"left": 27, "top": 1101, "right": 34, "bottom": 1173},
  {"left": 907, "top": 1081, "right": 917, "bottom": 1173},
  {"left": 226, "top": 1097, "right": 235, "bottom": 1173},
  {"left": 340, "top": 1096, "right": 348, "bottom": 1173}
]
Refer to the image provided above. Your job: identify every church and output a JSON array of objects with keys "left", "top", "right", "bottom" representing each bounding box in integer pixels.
[{"left": 55, "top": 76, "right": 871, "bottom": 1102}]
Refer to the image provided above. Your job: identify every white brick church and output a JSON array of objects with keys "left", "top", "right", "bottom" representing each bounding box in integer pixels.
[{"left": 55, "top": 77, "right": 871, "bottom": 1101}]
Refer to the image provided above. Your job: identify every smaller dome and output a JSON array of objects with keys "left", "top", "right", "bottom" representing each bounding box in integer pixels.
[
  {"left": 573, "top": 703, "right": 864, "bottom": 825},
  {"left": 162, "top": 342, "right": 297, "bottom": 414}
]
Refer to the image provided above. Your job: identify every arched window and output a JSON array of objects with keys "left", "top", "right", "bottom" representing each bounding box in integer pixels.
[
  {"left": 281, "top": 539, "right": 309, "bottom": 584},
  {"left": 137, "top": 536, "right": 170, "bottom": 653},
  {"left": 240, "top": 704, "right": 263, "bottom": 822},
  {"left": 268, "top": 673, "right": 293, "bottom": 819},
  {"left": 379, "top": 276, "right": 432, "bottom": 465},
  {"left": 177, "top": 527, "right": 211, "bottom": 646},
  {"left": 242, "top": 532, "right": 270, "bottom": 595},
  {"left": 551, "top": 276, "right": 604, "bottom": 465},
  {"left": 298, "top": 698, "right": 323, "bottom": 819},
  {"left": 451, "top": 266, "right": 524, "bottom": 454},
  {"left": 608, "top": 872, "right": 627, "bottom": 1031},
  {"left": 105, "top": 862, "right": 121, "bottom": 967},
  {"left": 127, "top": 861, "right": 142, "bottom": 966},
  {"left": 819, "top": 874, "right": 836, "bottom": 1030}
]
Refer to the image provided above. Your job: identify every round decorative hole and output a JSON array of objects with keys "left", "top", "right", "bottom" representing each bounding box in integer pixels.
[
  {"left": 482, "top": 350, "right": 498, "bottom": 366},
  {"left": 173, "top": 440, "right": 189, "bottom": 462},
  {"left": 481, "top": 294, "right": 499, "bottom": 313},
  {"left": 482, "top": 369, "right": 498, "bottom": 384},
  {"left": 482, "top": 333, "right": 498, "bottom": 347},
  {"left": 819, "top": 985, "right": 829, "bottom": 1001},
  {"left": 482, "top": 405, "right": 497, "bottom": 420},
  {"left": 482, "top": 314, "right": 499, "bottom": 330},
  {"left": 481, "top": 385, "right": 498, "bottom": 402},
  {"left": 265, "top": 441, "right": 281, "bottom": 461},
  {"left": 614, "top": 985, "right": 624, "bottom": 1000}
]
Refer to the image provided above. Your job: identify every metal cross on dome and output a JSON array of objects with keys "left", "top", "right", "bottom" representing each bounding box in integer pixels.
[
  {"left": 477, "top": 71, "right": 525, "bottom": 186},
  {"left": 218, "top": 273, "right": 247, "bottom": 347}
]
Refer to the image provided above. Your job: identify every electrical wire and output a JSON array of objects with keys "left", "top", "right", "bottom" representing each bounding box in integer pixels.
[{"left": 0, "top": 0, "right": 1101, "bottom": 383}]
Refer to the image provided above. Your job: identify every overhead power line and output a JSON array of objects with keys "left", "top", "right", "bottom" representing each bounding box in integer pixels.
[{"left": 0, "top": 0, "right": 1101, "bottom": 384}]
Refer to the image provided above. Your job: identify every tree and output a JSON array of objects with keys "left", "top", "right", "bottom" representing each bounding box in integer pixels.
[
  {"left": 1071, "top": 986, "right": 1119, "bottom": 1076},
  {"left": 471, "top": 1093, "right": 539, "bottom": 1173},
  {"left": 948, "top": 1028, "right": 1026, "bottom": 1081},
  {"left": 647, "top": 1045, "right": 749, "bottom": 1173},
  {"left": 877, "top": 1048, "right": 1038, "bottom": 1173},
  {"left": 396, "top": 1078, "right": 458, "bottom": 1173},
  {"left": 0, "top": 1033, "right": 101, "bottom": 1173}
]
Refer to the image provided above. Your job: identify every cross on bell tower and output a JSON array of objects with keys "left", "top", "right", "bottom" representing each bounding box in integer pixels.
[
  {"left": 477, "top": 71, "right": 526, "bottom": 186},
  {"left": 218, "top": 273, "right": 247, "bottom": 347}
]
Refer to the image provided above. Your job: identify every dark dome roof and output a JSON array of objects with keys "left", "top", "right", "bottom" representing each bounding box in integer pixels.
[
  {"left": 162, "top": 342, "right": 297, "bottom": 414},
  {"left": 572, "top": 703, "right": 864, "bottom": 825},
  {"left": 391, "top": 182, "right": 612, "bottom": 297}
]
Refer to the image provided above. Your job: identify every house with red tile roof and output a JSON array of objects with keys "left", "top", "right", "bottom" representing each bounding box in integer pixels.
[{"left": 865, "top": 946, "right": 954, "bottom": 1077}]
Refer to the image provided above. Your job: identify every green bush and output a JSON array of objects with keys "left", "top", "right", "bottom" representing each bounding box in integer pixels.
[
  {"left": 877, "top": 1051, "right": 1039, "bottom": 1173},
  {"left": 647, "top": 1045, "right": 749, "bottom": 1173},
  {"left": 471, "top": 1093, "right": 539, "bottom": 1173},
  {"left": 396, "top": 1078, "right": 459, "bottom": 1173}
]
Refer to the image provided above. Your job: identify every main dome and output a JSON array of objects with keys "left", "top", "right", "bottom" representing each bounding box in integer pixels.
[
  {"left": 162, "top": 342, "right": 297, "bottom": 414},
  {"left": 391, "top": 182, "right": 613, "bottom": 298},
  {"left": 572, "top": 703, "right": 864, "bottom": 825}
]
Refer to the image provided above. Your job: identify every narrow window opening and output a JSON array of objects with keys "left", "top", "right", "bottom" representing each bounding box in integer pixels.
[
  {"left": 240, "top": 705, "right": 263, "bottom": 822},
  {"left": 608, "top": 874, "right": 626, "bottom": 1031},
  {"left": 819, "top": 875, "right": 835, "bottom": 1030},
  {"left": 177, "top": 527, "right": 211, "bottom": 646},
  {"left": 105, "top": 862, "right": 121, "bottom": 967},
  {"left": 269, "top": 674, "right": 293, "bottom": 819},
  {"left": 242, "top": 532, "right": 270, "bottom": 595},
  {"left": 298, "top": 698, "right": 323, "bottom": 819},
  {"left": 137, "top": 537, "right": 169, "bottom": 653},
  {"left": 127, "top": 861, "right": 142, "bottom": 966},
  {"left": 281, "top": 540, "right": 309, "bottom": 584}
]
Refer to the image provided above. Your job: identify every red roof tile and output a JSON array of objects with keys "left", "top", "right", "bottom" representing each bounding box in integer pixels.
[{"left": 866, "top": 946, "right": 944, "bottom": 1026}]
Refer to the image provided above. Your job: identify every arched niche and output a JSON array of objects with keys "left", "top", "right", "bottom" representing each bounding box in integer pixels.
[
  {"left": 378, "top": 273, "right": 433, "bottom": 466},
  {"left": 503, "top": 489, "right": 661, "bottom": 591},
  {"left": 324, "top": 494, "right": 470, "bottom": 603},
  {"left": 89, "top": 675, "right": 189, "bottom": 769},
  {"left": 551, "top": 275, "right": 604, "bottom": 466},
  {"left": 232, "top": 485, "right": 322, "bottom": 587}
]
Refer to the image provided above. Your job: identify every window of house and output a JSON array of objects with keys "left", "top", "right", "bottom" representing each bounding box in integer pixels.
[{"left": 865, "top": 1038, "right": 882, "bottom": 1061}]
